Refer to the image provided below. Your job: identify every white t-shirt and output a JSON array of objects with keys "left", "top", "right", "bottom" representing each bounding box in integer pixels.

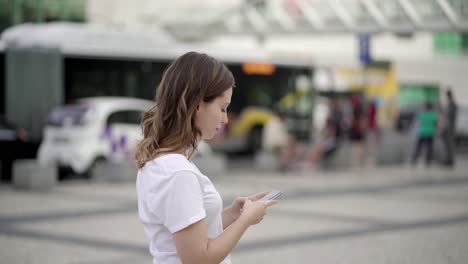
[{"left": 136, "top": 153, "right": 232, "bottom": 264}]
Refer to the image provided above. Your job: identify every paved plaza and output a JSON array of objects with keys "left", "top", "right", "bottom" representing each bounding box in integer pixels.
[{"left": 1, "top": 163, "right": 468, "bottom": 264}]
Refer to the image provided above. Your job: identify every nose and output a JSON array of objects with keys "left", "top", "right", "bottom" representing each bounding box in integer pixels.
[{"left": 222, "top": 112, "right": 228, "bottom": 125}]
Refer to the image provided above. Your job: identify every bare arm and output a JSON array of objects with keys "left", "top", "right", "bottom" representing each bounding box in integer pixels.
[
  {"left": 173, "top": 199, "right": 276, "bottom": 264},
  {"left": 174, "top": 216, "right": 249, "bottom": 264},
  {"left": 222, "top": 207, "right": 238, "bottom": 229}
]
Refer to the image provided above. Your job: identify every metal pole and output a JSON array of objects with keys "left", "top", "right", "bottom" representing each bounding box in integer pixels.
[
  {"left": 436, "top": 0, "right": 460, "bottom": 28},
  {"left": 295, "top": 0, "right": 324, "bottom": 29},
  {"left": 11, "top": 0, "right": 23, "bottom": 25},
  {"left": 271, "top": 0, "right": 296, "bottom": 30},
  {"left": 245, "top": 5, "right": 268, "bottom": 33},
  {"left": 397, "top": 0, "right": 423, "bottom": 27},
  {"left": 36, "top": 0, "right": 45, "bottom": 23},
  {"left": 361, "top": 0, "right": 389, "bottom": 28},
  {"left": 61, "top": 0, "right": 69, "bottom": 21},
  {"left": 328, "top": 0, "right": 356, "bottom": 30}
]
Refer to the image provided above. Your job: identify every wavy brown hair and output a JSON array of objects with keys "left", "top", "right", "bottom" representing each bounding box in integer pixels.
[{"left": 135, "top": 52, "right": 234, "bottom": 168}]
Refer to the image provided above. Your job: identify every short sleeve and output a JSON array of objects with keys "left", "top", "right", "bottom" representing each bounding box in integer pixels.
[{"left": 148, "top": 170, "right": 206, "bottom": 234}]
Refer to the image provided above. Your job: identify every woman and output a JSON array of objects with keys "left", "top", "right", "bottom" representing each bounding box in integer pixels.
[{"left": 135, "top": 52, "right": 277, "bottom": 264}]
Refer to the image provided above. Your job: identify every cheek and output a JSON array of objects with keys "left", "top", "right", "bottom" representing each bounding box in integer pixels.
[
  {"left": 198, "top": 108, "right": 217, "bottom": 130},
  {"left": 209, "top": 107, "right": 222, "bottom": 123}
]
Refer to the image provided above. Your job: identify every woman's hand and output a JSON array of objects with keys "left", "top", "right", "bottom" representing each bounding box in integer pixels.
[
  {"left": 228, "top": 191, "right": 269, "bottom": 220},
  {"left": 240, "top": 199, "right": 277, "bottom": 225}
]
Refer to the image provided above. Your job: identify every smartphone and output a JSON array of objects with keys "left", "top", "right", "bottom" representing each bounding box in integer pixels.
[{"left": 259, "top": 190, "right": 284, "bottom": 201}]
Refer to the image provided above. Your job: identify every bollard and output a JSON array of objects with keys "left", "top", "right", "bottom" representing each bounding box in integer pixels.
[
  {"left": 92, "top": 160, "right": 137, "bottom": 182},
  {"left": 13, "top": 159, "right": 57, "bottom": 190},
  {"left": 254, "top": 150, "right": 280, "bottom": 171},
  {"left": 192, "top": 154, "right": 227, "bottom": 177}
]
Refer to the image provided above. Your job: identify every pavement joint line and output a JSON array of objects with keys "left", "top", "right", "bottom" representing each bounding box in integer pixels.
[
  {"left": 265, "top": 176, "right": 468, "bottom": 200},
  {"left": 0, "top": 225, "right": 148, "bottom": 254},
  {"left": 273, "top": 208, "right": 401, "bottom": 227},
  {"left": 68, "top": 256, "right": 149, "bottom": 264},
  {"left": 1, "top": 176, "right": 467, "bottom": 225},
  {"left": 1, "top": 212, "right": 467, "bottom": 255},
  {"left": 0, "top": 203, "right": 137, "bottom": 225},
  {"left": 234, "top": 213, "right": 468, "bottom": 253}
]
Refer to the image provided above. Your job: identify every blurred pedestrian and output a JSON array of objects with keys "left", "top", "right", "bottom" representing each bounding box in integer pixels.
[
  {"left": 305, "top": 117, "right": 340, "bottom": 164},
  {"left": 300, "top": 99, "right": 342, "bottom": 169},
  {"left": 279, "top": 131, "right": 304, "bottom": 171},
  {"left": 349, "top": 95, "right": 367, "bottom": 167},
  {"left": 135, "top": 52, "right": 277, "bottom": 264},
  {"left": 441, "top": 88, "right": 458, "bottom": 167},
  {"left": 366, "top": 99, "right": 380, "bottom": 166},
  {"left": 411, "top": 102, "right": 438, "bottom": 166},
  {"left": 262, "top": 112, "right": 291, "bottom": 170}
]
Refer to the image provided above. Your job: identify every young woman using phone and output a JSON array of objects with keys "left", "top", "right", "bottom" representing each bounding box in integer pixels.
[{"left": 135, "top": 52, "right": 277, "bottom": 264}]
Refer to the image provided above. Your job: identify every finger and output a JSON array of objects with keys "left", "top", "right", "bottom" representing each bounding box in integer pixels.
[
  {"left": 264, "top": 200, "right": 278, "bottom": 207},
  {"left": 237, "top": 197, "right": 248, "bottom": 205},
  {"left": 249, "top": 191, "right": 269, "bottom": 201},
  {"left": 236, "top": 197, "right": 247, "bottom": 203}
]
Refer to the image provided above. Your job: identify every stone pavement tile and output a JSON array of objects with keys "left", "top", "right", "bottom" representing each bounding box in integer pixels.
[
  {"left": 0, "top": 182, "right": 136, "bottom": 219},
  {"left": 239, "top": 213, "right": 366, "bottom": 243},
  {"left": 0, "top": 233, "right": 145, "bottom": 264},
  {"left": 391, "top": 184, "right": 468, "bottom": 206},
  {"left": 283, "top": 194, "right": 468, "bottom": 223},
  {"left": 232, "top": 221, "right": 468, "bottom": 264},
  {"left": 1, "top": 163, "right": 468, "bottom": 264},
  {"left": 9, "top": 213, "right": 147, "bottom": 247}
]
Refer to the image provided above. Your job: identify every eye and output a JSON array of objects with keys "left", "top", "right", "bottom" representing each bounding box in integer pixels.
[{"left": 221, "top": 108, "right": 226, "bottom": 113}]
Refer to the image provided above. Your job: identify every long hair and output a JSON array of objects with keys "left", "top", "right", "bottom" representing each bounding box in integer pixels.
[{"left": 135, "top": 52, "right": 234, "bottom": 168}]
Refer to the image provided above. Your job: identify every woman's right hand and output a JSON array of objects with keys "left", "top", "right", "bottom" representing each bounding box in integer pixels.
[{"left": 240, "top": 199, "right": 277, "bottom": 225}]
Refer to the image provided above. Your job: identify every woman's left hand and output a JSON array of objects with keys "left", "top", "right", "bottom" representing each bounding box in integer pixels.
[{"left": 228, "top": 191, "right": 269, "bottom": 219}]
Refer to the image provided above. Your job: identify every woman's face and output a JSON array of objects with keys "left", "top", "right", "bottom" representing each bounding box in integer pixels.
[{"left": 196, "top": 87, "right": 232, "bottom": 140}]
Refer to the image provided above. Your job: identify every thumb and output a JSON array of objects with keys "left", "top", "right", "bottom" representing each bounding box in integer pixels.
[{"left": 243, "top": 199, "right": 252, "bottom": 208}]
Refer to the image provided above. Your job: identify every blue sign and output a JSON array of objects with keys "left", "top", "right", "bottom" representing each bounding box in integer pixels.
[{"left": 359, "top": 34, "right": 372, "bottom": 65}]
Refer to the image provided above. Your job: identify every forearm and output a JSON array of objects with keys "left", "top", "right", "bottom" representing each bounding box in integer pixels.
[
  {"left": 205, "top": 216, "right": 250, "bottom": 264},
  {"left": 222, "top": 207, "right": 238, "bottom": 229}
]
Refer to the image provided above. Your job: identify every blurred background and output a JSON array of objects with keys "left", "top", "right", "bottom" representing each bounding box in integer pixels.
[{"left": 1, "top": 0, "right": 468, "bottom": 263}]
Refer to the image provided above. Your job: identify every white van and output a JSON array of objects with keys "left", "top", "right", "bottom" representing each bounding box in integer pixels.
[{"left": 38, "top": 97, "right": 153, "bottom": 176}]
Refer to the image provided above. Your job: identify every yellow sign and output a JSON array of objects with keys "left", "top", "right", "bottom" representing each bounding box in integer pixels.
[{"left": 242, "top": 62, "right": 276, "bottom": 75}]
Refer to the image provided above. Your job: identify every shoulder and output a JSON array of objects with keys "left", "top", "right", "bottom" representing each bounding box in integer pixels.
[
  {"left": 159, "top": 154, "right": 197, "bottom": 173},
  {"left": 138, "top": 154, "right": 203, "bottom": 191},
  {"left": 142, "top": 153, "right": 194, "bottom": 171},
  {"left": 143, "top": 153, "right": 198, "bottom": 176}
]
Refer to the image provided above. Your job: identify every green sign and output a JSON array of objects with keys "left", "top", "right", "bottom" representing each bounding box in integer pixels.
[{"left": 434, "top": 32, "right": 468, "bottom": 55}]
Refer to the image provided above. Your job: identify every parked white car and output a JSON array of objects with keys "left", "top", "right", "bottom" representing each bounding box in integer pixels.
[{"left": 38, "top": 97, "right": 153, "bottom": 176}]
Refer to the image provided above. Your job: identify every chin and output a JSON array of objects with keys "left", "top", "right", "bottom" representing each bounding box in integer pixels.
[{"left": 202, "top": 134, "right": 215, "bottom": 140}]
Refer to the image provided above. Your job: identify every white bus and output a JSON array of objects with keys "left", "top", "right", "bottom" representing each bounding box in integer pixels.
[{"left": 1, "top": 22, "right": 315, "bottom": 154}]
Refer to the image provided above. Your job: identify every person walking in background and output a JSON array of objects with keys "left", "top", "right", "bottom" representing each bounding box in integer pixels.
[
  {"left": 366, "top": 99, "right": 380, "bottom": 166},
  {"left": 299, "top": 99, "right": 343, "bottom": 170},
  {"left": 441, "top": 88, "right": 458, "bottom": 167},
  {"left": 135, "top": 52, "right": 277, "bottom": 264},
  {"left": 411, "top": 102, "right": 438, "bottom": 167},
  {"left": 349, "top": 95, "right": 367, "bottom": 167}
]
